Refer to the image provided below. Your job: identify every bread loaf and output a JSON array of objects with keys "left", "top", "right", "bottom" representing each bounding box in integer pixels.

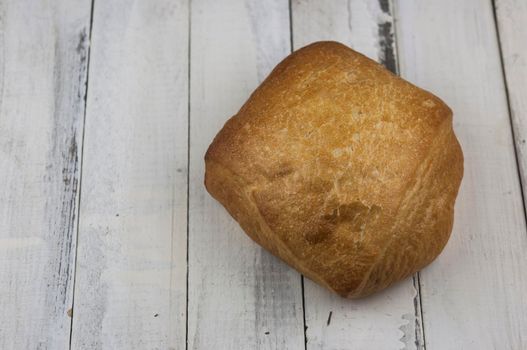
[{"left": 204, "top": 41, "right": 463, "bottom": 298}]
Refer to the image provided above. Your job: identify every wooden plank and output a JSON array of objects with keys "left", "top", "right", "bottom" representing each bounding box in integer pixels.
[
  {"left": 292, "top": 0, "right": 398, "bottom": 72},
  {"left": 395, "top": 0, "right": 527, "bottom": 348},
  {"left": 495, "top": 0, "right": 527, "bottom": 213},
  {"left": 188, "top": 0, "right": 304, "bottom": 349},
  {"left": 0, "top": 1, "right": 91, "bottom": 348},
  {"left": 69, "top": 1, "right": 189, "bottom": 348},
  {"left": 291, "top": 1, "right": 424, "bottom": 349}
]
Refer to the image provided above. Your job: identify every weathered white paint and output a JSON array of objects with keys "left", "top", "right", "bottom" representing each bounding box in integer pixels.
[
  {"left": 188, "top": 0, "right": 304, "bottom": 349},
  {"left": 292, "top": 1, "right": 423, "bottom": 349},
  {"left": 2, "top": 1, "right": 527, "bottom": 349},
  {"left": 495, "top": 0, "right": 527, "bottom": 212},
  {"left": 0, "top": 0, "right": 91, "bottom": 348},
  {"left": 70, "top": 0, "right": 189, "bottom": 349},
  {"left": 292, "top": 0, "right": 398, "bottom": 72},
  {"left": 395, "top": 0, "right": 527, "bottom": 348}
]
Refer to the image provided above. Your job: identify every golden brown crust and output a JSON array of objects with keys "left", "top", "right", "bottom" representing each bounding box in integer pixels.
[{"left": 205, "top": 41, "right": 464, "bottom": 298}]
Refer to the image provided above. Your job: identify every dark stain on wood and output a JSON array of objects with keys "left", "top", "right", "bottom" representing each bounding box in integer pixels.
[
  {"left": 76, "top": 28, "right": 90, "bottom": 100},
  {"left": 378, "top": 0, "right": 397, "bottom": 74},
  {"left": 76, "top": 28, "right": 87, "bottom": 56},
  {"left": 378, "top": 0, "right": 390, "bottom": 13},
  {"left": 45, "top": 6, "right": 93, "bottom": 328},
  {"left": 326, "top": 311, "right": 333, "bottom": 326},
  {"left": 412, "top": 275, "right": 425, "bottom": 348},
  {"left": 378, "top": 21, "right": 396, "bottom": 74}
]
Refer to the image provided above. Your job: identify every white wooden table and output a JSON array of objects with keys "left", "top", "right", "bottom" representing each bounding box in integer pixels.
[{"left": 1, "top": 0, "right": 526, "bottom": 349}]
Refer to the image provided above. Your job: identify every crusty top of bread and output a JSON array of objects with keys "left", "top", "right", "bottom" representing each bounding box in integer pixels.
[{"left": 205, "top": 41, "right": 463, "bottom": 298}]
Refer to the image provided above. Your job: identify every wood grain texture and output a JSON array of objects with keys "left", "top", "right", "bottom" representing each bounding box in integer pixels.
[
  {"left": 69, "top": 1, "right": 189, "bottom": 348},
  {"left": 495, "top": 0, "right": 527, "bottom": 212},
  {"left": 291, "top": 1, "right": 424, "bottom": 349},
  {"left": 0, "top": 0, "right": 91, "bottom": 348},
  {"left": 1, "top": 1, "right": 526, "bottom": 348},
  {"left": 395, "top": 0, "right": 527, "bottom": 348},
  {"left": 292, "top": 0, "right": 397, "bottom": 72},
  {"left": 188, "top": 0, "right": 304, "bottom": 349}
]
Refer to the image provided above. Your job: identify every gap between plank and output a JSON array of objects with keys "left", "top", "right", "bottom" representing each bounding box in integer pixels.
[
  {"left": 288, "top": 0, "right": 294, "bottom": 55},
  {"left": 185, "top": 0, "right": 192, "bottom": 349},
  {"left": 288, "top": 1, "right": 309, "bottom": 348},
  {"left": 168, "top": 0, "right": 191, "bottom": 342},
  {"left": 390, "top": 0, "right": 427, "bottom": 348},
  {"left": 68, "top": 0, "right": 96, "bottom": 348},
  {"left": 490, "top": 0, "right": 527, "bottom": 227},
  {"left": 300, "top": 275, "right": 307, "bottom": 350},
  {"left": 414, "top": 273, "right": 426, "bottom": 349}
]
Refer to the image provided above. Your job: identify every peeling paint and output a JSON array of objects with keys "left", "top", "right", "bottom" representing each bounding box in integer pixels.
[{"left": 399, "top": 313, "right": 416, "bottom": 350}]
